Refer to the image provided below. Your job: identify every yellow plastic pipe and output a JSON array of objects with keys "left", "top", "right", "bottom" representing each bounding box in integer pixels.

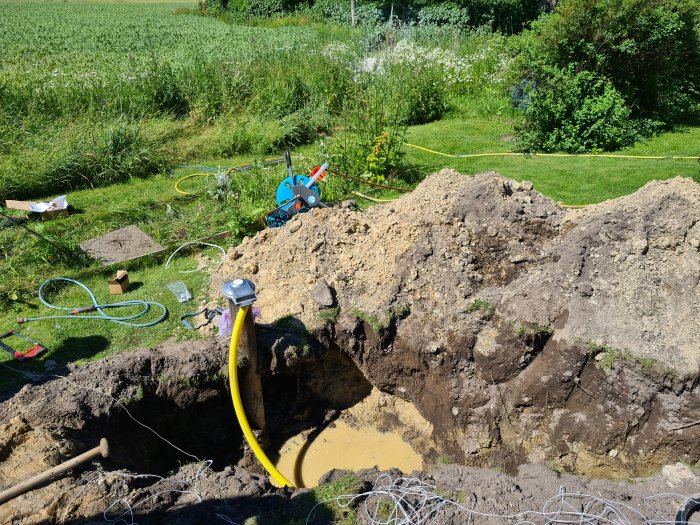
[{"left": 228, "top": 306, "right": 294, "bottom": 487}]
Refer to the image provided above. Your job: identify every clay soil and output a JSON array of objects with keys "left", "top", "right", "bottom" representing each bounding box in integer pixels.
[{"left": 1, "top": 170, "right": 699, "bottom": 524}]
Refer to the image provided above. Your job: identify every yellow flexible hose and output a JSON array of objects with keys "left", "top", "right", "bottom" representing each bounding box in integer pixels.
[
  {"left": 229, "top": 306, "right": 294, "bottom": 487},
  {"left": 403, "top": 142, "right": 699, "bottom": 160},
  {"left": 175, "top": 172, "right": 212, "bottom": 195}
]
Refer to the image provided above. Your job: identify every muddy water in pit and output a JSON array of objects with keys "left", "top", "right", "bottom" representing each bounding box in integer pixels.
[{"left": 274, "top": 420, "right": 423, "bottom": 487}]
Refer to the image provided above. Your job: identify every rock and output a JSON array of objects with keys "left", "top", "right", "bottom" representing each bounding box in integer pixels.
[
  {"left": 341, "top": 200, "right": 357, "bottom": 210},
  {"left": 310, "top": 279, "right": 334, "bottom": 307},
  {"left": 533, "top": 206, "right": 548, "bottom": 218},
  {"left": 289, "top": 221, "right": 302, "bottom": 233},
  {"left": 290, "top": 302, "right": 304, "bottom": 314},
  {"left": 662, "top": 462, "right": 699, "bottom": 487},
  {"left": 521, "top": 181, "right": 534, "bottom": 191},
  {"left": 577, "top": 282, "right": 593, "bottom": 296},
  {"left": 632, "top": 238, "right": 649, "bottom": 255},
  {"left": 509, "top": 254, "right": 529, "bottom": 264}
]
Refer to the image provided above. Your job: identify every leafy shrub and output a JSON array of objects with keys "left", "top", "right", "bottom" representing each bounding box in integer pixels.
[
  {"left": 226, "top": 0, "right": 288, "bottom": 16},
  {"left": 418, "top": 3, "right": 470, "bottom": 30},
  {"left": 330, "top": 74, "right": 407, "bottom": 183},
  {"left": 465, "top": 0, "right": 539, "bottom": 33},
  {"left": 517, "top": 67, "right": 637, "bottom": 153},
  {"left": 391, "top": 63, "right": 448, "bottom": 125},
  {"left": 526, "top": 0, "right": 700, "bottom": 122}
]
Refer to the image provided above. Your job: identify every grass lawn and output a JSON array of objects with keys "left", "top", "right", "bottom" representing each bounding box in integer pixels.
[{"left": 404, "top": 108, "right": 700, "bottom": 204}]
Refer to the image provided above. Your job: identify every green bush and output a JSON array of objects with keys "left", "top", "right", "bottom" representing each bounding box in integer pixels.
[
  {"left": 526, "top": 0, "right": 700, "bottom": 122},
  {"left": 392, "top": 63, "right": 449, "bottom": 125},
  {"left": 330, "top": 74, "right": 407, "bottom": 183},
  {"left": 517, "top": 67, "right": 637, "bottom": 153},
  {"left": 417, "top": 3, "right": 471, "bottom": 30}
]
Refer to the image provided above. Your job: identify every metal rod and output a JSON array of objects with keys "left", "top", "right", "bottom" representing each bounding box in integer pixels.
[{"left": 0, "top": 438, "right": 109, "bottom": 505}]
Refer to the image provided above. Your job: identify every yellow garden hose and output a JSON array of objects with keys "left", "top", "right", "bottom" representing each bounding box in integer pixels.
[
  {"left": 403, "top": 142, "right": 699, "bottom": 160},
  {"left": 229, "top": 306, "right": 294, "bottom": 488}
]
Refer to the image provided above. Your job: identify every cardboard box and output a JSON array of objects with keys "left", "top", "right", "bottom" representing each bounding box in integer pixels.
[
  {"left": 108, "top": 270, "right": 129, "bottom": 295},
  {"left": 5, "top": 195, "right": 69, "bottom": 221}
]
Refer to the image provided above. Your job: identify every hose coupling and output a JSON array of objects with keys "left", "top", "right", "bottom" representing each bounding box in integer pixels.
[{"left": 222, "top": 279, "right": 257, "bottom": 307}]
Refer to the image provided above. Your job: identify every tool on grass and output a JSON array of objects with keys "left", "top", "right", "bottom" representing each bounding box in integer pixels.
[
  {"left": 0, "top": 330, "right": 46, "bottom": 361},
  {"left": 180, "top": 307, "right": 225, "bottom": 330},
  {"left": 265, "top": 151, "right": 330, "bottom": 228},
  {"left": 0, "top": 438, "right": 109, "bottom": 505}
]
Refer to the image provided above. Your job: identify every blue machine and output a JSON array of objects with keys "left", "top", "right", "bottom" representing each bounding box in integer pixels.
[{"left": 266, "top": 151, "right": 329, "bottom": 228}]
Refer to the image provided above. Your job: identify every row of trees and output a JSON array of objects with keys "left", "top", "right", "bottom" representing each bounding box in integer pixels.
[{"left": 218, "top": 0, "right": 546, "bottom": 33}]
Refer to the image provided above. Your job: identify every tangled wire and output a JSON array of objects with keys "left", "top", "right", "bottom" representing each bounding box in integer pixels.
[{"left": 306, "top": 474, "right": 700, "bottom": 525}]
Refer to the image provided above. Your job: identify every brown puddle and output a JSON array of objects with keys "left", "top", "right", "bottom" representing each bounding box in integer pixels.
[{"left": 274, "top": 419, "right": 423, "bottom": 487}]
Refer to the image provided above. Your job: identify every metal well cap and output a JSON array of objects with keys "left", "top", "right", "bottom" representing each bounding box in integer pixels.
[{"left": 222, "top": 279, "right": 257, "bottom": 306}]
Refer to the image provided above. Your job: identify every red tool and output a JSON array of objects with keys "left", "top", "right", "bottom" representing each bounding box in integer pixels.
[{"left": 0, "top": 330, "right": 46, "bottom": 361}]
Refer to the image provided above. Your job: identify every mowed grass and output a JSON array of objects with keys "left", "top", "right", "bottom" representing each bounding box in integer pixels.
[
  {"left": 0, "top": 156, "right": 296, "bottom": 393},
  {"left": 405, "top": 101, "right": 700, "bottom": 204}
]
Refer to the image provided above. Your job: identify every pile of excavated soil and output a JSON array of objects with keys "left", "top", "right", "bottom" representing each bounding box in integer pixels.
[
  {"left": 215, "top": 171, "right": 564, "bottom": 329},
  {"left": 218, "top": 170, "right": 700, "bottom": 478}
]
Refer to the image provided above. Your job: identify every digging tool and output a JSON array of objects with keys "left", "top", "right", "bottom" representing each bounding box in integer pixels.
[
  {"left": 0, "top": 438, "right": 109, "bottom": 505},
  {"left": 0, "top": 330, "right": 46, "bottom": 361}
]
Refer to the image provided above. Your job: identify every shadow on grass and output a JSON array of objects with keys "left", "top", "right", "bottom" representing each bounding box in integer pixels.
[
  {"left": 52, "top": 335, "right": 110, "bottom": 363},
  {"left": 0, "top": 335, "right": 110, "bottom": 401}
]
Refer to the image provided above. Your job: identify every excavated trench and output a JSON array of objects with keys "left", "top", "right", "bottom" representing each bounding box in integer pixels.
[
  {"left": 215, "top": 170, "right": 700, "bottom": 480},
  {"left": 2, "top": 170, "right": 700, "bottom": 523},
  {"left": 0, "top": 338, "right": 427, "bottom": 488},
  {"left": 65, "top": 376, "right": 243, "bottom": 476}
]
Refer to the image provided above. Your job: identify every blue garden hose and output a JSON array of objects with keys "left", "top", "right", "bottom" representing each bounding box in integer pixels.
[{"left": 17, "top": 278, "right": 168, "bottom": 328}]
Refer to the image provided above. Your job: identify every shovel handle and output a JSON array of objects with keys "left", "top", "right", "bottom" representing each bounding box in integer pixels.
[{"left": 0, "top": 438, "right": 109, "bottom": 505}]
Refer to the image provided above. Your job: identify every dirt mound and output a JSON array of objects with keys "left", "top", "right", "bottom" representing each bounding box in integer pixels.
[
  {"left": 219, "top": 170, "right": 700, "bottom": 477},
  {"left": 501, "top": 177, "right": 700, "bottom": 373},
  {"left": 216, "top": 170, "right": 563, "bottom": 328}
]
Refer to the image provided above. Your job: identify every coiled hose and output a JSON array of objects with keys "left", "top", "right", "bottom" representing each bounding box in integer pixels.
[
  {"left": 228, "top": 306, "right": 293, "bottom": 487},
  {"left": 18, "top": 278, "right": 168, "bottom": 327}
]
